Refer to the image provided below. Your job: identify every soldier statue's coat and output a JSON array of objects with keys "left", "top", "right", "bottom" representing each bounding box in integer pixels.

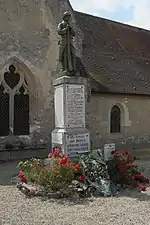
[{"left": 58, "top": 12, "right": 76, "bottom": 74}]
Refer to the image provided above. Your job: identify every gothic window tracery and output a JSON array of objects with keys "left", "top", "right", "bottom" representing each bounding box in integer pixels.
[{"left": 0, "top": 65, "right": 29, "bottom": 136}]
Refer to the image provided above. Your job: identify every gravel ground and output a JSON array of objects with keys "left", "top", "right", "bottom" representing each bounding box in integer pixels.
[
  {"left": 0, "top": 186, "right": 150, "bottom": 225},
  {"left": 0, "top": 160, "right": 150, "bottom": 225}
]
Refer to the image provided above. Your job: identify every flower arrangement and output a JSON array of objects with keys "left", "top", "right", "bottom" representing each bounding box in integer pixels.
[
  {"left": 18, "top": 147, "right": 86, "bottom": 197},
  {"left": 17, "top": 148, "right": 149, "bottom": 199},
  {"left": 110, "top": 150, "right": 149, "bottom": 191}
]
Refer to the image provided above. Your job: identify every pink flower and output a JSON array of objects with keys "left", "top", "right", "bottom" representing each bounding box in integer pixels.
[{"left": 53, "top": 147, "right": 61, "bottom": 155}]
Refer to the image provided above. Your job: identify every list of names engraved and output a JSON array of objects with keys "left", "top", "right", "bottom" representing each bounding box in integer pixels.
[
  {"left": 66, "top": 84, "right": 85, "bottom": 128},
  {"left": 66, "top": 133, "right": 90, "bottom": 155}
]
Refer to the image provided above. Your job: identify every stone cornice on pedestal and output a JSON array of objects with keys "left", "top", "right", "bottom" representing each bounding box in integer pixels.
[{"left": 53, "top": 75, "right": 88, "bottom": 87}]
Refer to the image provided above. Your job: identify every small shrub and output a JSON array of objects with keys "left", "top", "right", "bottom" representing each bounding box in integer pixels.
[
  {"left": 109, "top": 150, "right": 149, "bottom": 191},
  {"left": 18, "top": 148, "right": 84, "bottom": 193}
]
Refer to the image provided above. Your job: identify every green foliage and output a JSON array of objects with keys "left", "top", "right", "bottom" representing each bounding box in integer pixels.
[
  {"left": 18, "top": 148, "right": 149, "bottom": 198},
  {"left": 79, "top": 150, "right": 116, "bottom": 196},
  {"left": 108, "top": 151, "right": 149, "bottom": 190},
  {"left": 18, "top": 150, "right": 83, "bottom": 192}
]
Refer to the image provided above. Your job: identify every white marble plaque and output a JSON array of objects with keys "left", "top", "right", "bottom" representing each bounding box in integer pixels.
[
  {"left": 66, "top": 84, "right": 85, "bottom": 128},
  {"left": 52, "top": 132, "right": 63, "bottom": 145},
  {"left": 104, "top": 143, "right": 116, "bottom": 161},
  {"left": 66, "top": 133, "right": 90, "bottom": 155},
  {"left": 55, "top": 85, "right": 64, "bottom": 128}
]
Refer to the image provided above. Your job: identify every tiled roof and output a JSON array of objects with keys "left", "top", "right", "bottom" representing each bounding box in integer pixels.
[{"left": 74, "top": 11, "right": 150, "bottom": 95}]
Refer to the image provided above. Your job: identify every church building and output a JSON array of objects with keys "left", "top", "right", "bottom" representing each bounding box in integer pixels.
[{"left": 0, "top": 0, "right": 150, "bottom": 159}]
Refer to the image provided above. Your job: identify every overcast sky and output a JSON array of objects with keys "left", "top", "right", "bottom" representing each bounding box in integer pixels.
[{"left": 70, "top": 0, "right": 150, "bottom": 30}]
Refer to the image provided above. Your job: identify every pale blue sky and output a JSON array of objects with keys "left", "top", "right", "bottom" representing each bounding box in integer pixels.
[{"left": 70, "top": 0, "right": 150, "bottom": 30}]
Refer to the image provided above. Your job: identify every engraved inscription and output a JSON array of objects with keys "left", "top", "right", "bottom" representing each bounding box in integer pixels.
[
  {"left": 66, "top": 85, "right": 85, "bottom": 128},
  {"left": 66, "top": 133, "right": 90, "bottom": 154}
]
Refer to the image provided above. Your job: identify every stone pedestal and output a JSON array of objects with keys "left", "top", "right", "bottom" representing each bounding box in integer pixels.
[{"left": 51, "top": 76, "right": 90, "bottom": 157}]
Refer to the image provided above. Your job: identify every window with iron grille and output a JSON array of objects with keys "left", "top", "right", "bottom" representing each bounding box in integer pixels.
[
  {"left": 110, "top": 105, "right": 121, "bottom": 133},
  {"left": 0, "top": 65, "right": 29, "bottom": 136}
]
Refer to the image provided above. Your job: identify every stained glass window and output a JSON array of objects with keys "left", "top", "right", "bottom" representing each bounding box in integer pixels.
[
  {"left": 0, "top": 85, "right": 9, "bottom": 136},
  {"left": 0, "top": 65, "right": 29, "bottom": 136}
]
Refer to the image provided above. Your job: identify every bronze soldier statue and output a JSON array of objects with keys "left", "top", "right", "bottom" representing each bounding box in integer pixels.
[{"left": 58, "top": 12, "right": 76, "bottom": 75}]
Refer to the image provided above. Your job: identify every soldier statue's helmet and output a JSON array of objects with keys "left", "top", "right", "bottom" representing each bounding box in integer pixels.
[{"left": 63, "top": 11, "right": 71, "bottom": 19}]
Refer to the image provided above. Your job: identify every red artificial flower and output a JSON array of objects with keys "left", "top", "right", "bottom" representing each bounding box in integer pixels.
[
  {"left": 121, "top": 168, "right": 127, "bottom": 174},
  {"left": 79, "top": 175, "right": 86, "bottom": 181},
  {"left": 140, "top": 186, "right": 147, "bottom": 192},
  {"left": 56, "top": 156, "right": 69, "bottom": 165},
  {"left": 126, "top": 151, "right": 131, "bottom": 159},
  {"left": 18, "top": 171, "right": 27, "bottom": 183},
  {"left": 133, "top": 156, "right": 137, "bottom": 161},
  {"left": 60, "top": 157, "right": 68, "bottom": 165},
  {"left": 132, "top": 183, "right": 138, "bottom": 189},
  {"left": 75, "top": 163, "right": 81, "bottom": 170},
  {"left": 18, "top": 171, "right": 24, "bottom": 178}
]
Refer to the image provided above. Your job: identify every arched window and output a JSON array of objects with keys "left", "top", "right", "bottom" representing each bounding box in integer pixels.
[
  {"left": 0, "top": 65, "right": 29, "bottom": 136},
  {"left": 110, "top": 105, "right": 121, "bottom": 133}
]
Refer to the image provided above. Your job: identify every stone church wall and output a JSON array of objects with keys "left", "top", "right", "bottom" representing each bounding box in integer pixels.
[
  {"left": 0, "top": 0, "right": 57, "bottom": 149},
  {"left": 0, "top": 0, "right": 83, "bottom": 152},
  {"left": 87, "top": 94, "right": 150, "bottom": 151},
  {"left": 0, "top": 0, "right": 148, "bottom": 155}
]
